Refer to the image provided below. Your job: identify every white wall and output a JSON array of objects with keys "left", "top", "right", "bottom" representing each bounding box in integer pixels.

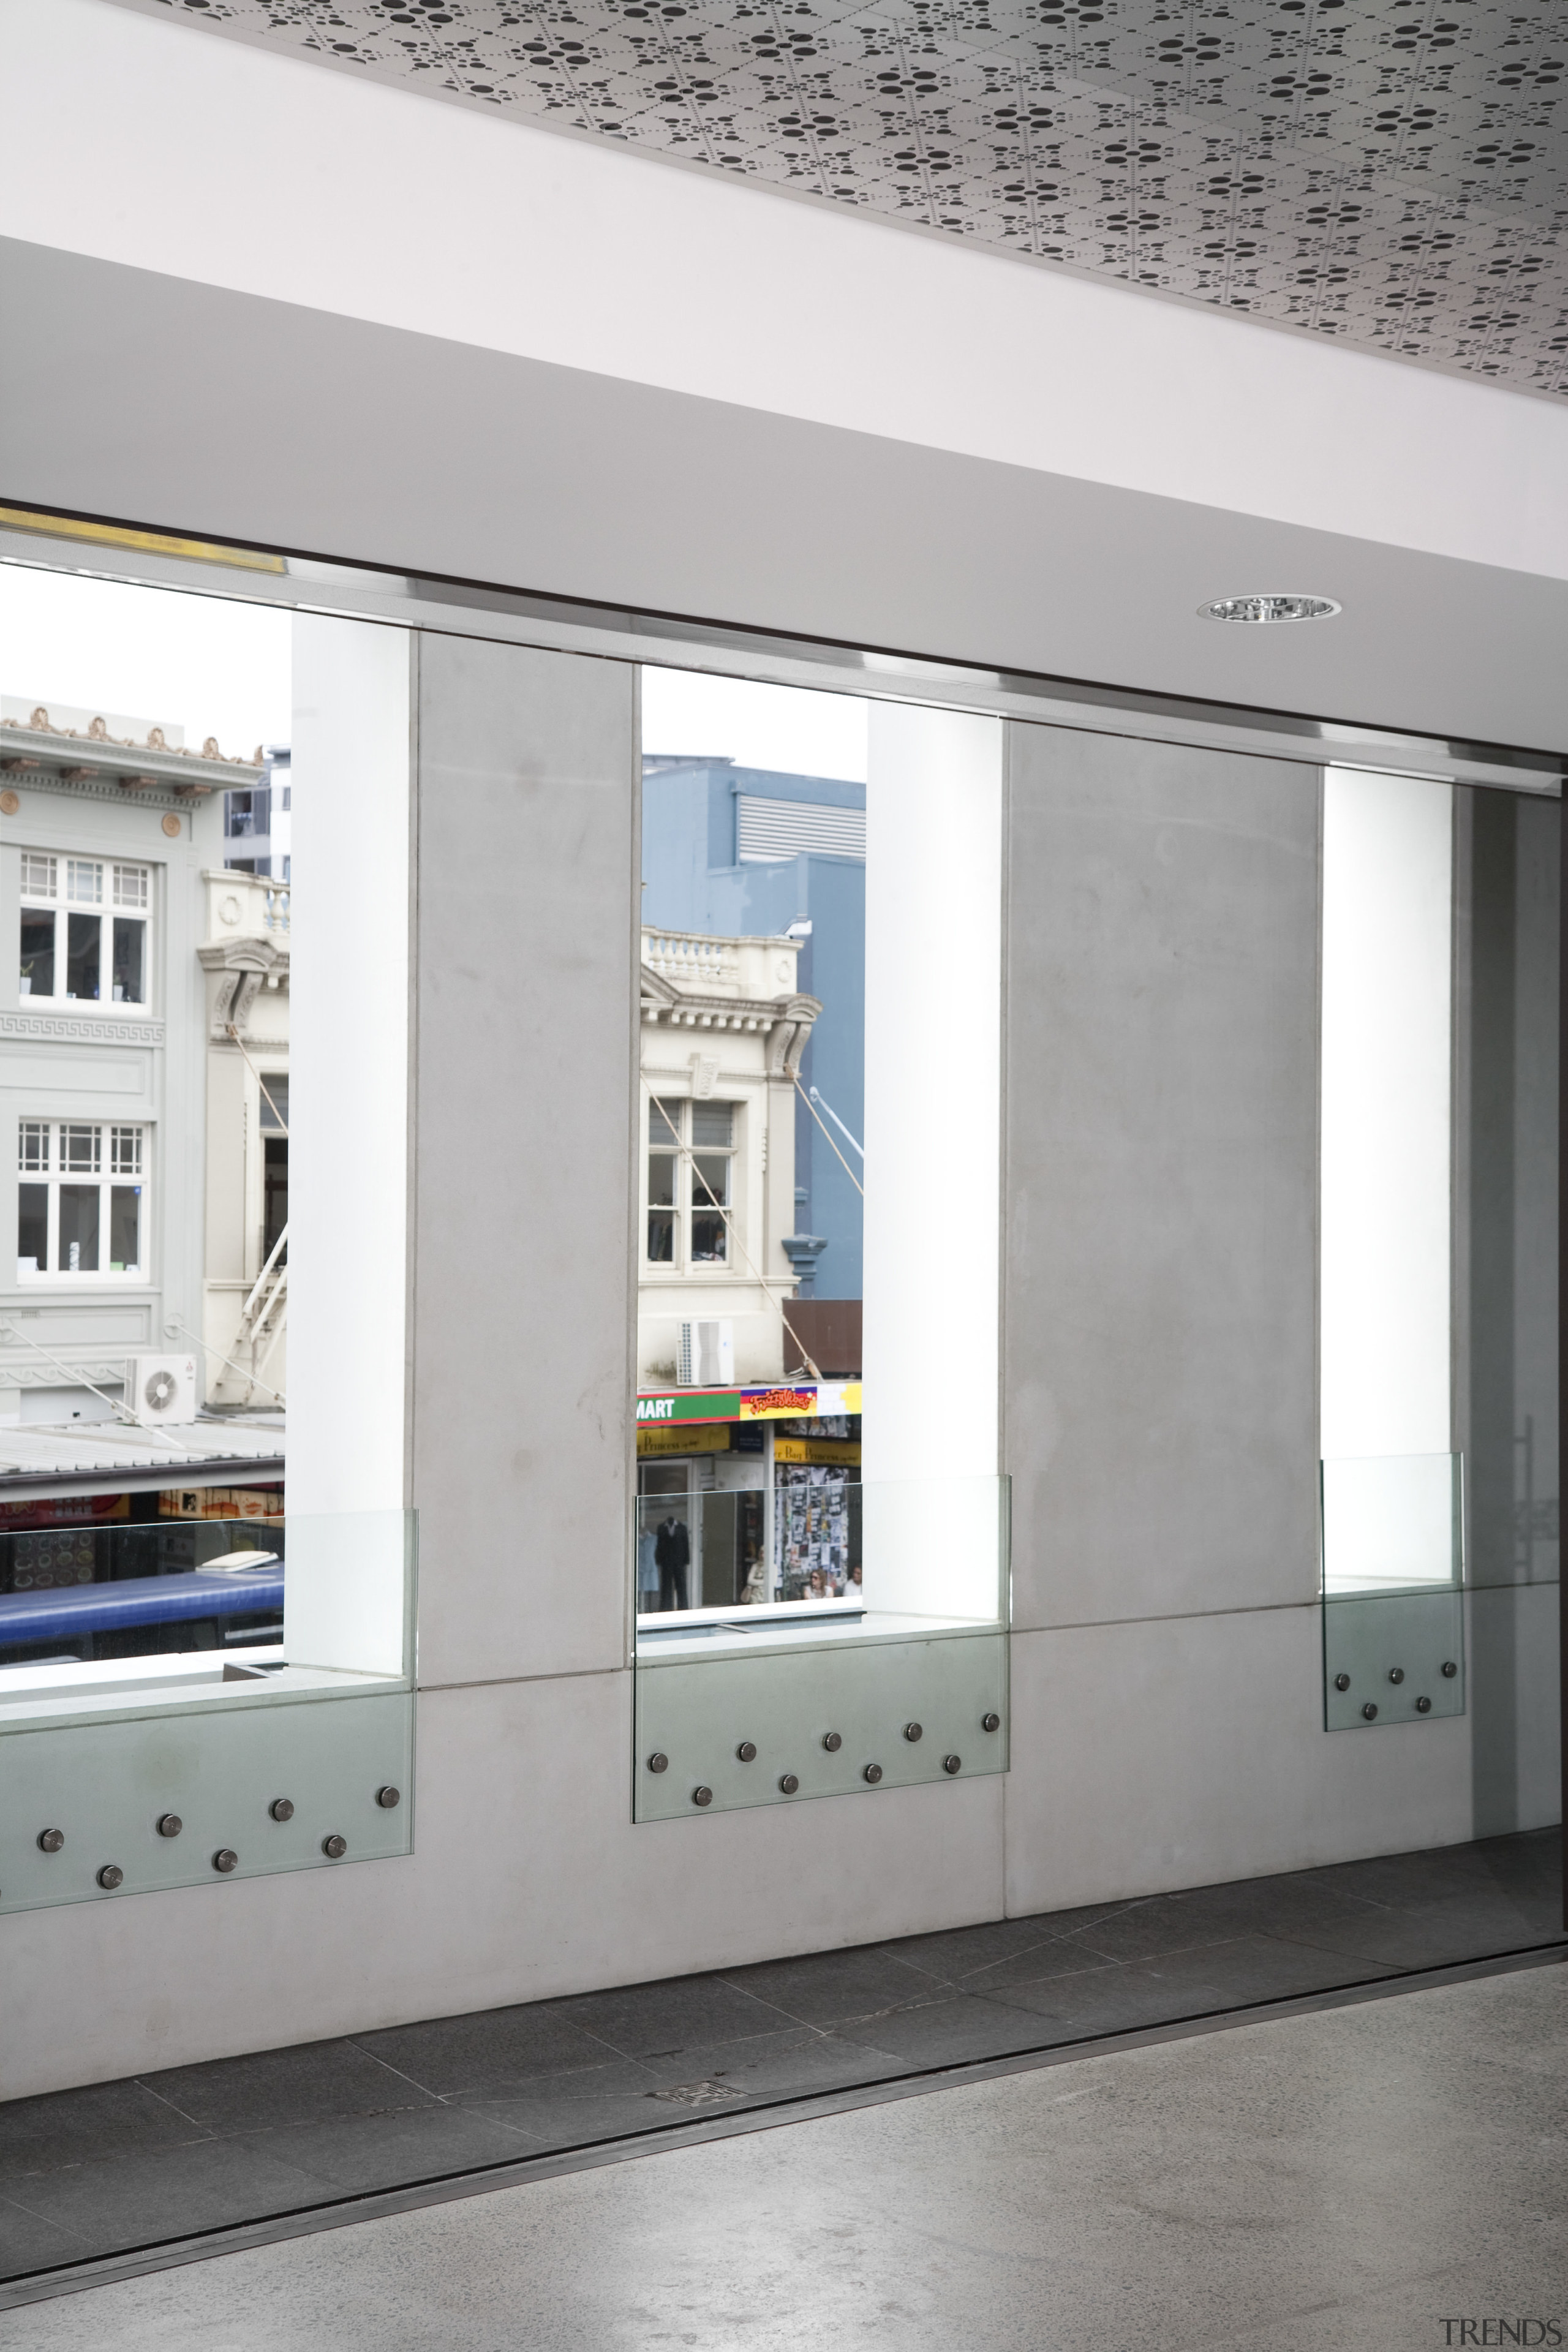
[
  {"left": 285, "top": 614, "right": 411, "bottom": 1675},
  {"left": 1320, "top": 769, "right": 1454, "bottom": 1465},
  {"left": 6, "top": 0, "right": 1568, "bottom": 587},
  {"left": 862, "top": 704, "right": 1003, "bottom": 1618}
]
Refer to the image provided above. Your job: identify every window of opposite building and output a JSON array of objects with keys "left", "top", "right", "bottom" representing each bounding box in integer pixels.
[
  {"left": 17, "top": 1120, "right": 147, "bottom": 1280},
  {"left": 260, "top": 1071, "right": 289, "bottom": 1263},
  {"left": 646, "top": 1098, "right": 736, "bottom": 1269},
  {"left": 18, "top": 854, "right": 150, "bottom": 1008}
]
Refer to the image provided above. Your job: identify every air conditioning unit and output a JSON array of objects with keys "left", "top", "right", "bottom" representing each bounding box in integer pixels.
[
  {"left": 128, "top": 1354, "right": 198, "bottom": 1424},
  {"left": 677, "top": 1319, "right": 733, "bottom": 1388}
]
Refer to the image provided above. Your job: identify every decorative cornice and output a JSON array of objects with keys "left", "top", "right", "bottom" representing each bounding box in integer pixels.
[
  {"left": 0, "top": 720, "right": 263, "bottom": 811},
  {"left": 0, "top": 771, "right": 194, "bottom": 813},
  {"left": 640, "top": 980, "right": 823, "bottom": 1038},
  {"left": 1, "top": 715, "right": 261, "bottom": 774},
  {"left": 0, "top": 1360, "right": 141, "bottom": 1389},
  {"left": 198, "top": 938, "right": 290, "bottom": 976},
  {"left": 0, "top": 1010, "right": 165, "bottom": 1046}
]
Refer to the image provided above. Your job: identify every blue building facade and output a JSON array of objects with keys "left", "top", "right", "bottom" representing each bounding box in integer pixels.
[{"left": 641, "top": 759, "right": 865, "bottom": 1303}]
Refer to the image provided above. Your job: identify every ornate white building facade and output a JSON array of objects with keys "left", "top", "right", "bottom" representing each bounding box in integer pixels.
[
  {"left": 638, "top": 925, "right": 819, "bottom": 1389},
  {"left": 0, "top": 698, "right": 277, "bottom": 1420}
]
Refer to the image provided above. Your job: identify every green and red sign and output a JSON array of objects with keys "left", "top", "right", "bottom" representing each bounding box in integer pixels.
[{"left": 636, "top": 1384, "right": 825, "bottom": 1427}]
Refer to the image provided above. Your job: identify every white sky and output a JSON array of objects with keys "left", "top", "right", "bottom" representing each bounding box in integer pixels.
[
  {"left": 643, "top": 666, "right": 867, "bottom": 781},
  {"left": 0, "top": 564, "right": 291, "bottom": 756},
  {"left": 0, "top": 570, "right": 867, "bottom": 780}
]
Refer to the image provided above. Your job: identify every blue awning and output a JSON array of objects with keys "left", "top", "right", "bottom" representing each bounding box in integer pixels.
[{"left": 0, "top": 1567, "right": 284, "bottom": 1646}]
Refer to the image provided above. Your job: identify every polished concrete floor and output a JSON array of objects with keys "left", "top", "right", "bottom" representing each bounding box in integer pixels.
[
  {"left": 0, "top": 1830, "right": 1560, "bottom": 2288},
  {"left": 2, "top": 1962, "right": 1565, "bottom": 2350}
]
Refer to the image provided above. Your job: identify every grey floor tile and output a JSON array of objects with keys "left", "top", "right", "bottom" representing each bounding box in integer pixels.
[
  {"left": 977, "top": 1962, "right": 1237, "bottom": 2040},
  {"left": 0, "top": 2193, "right": 92, "bottom": 2284},
  {"left": 1299, "top": 1841, "right": 1540, "bottom": 1913},
  {"left": 228, "top": 2103, "right": 537, "bottom": 2196},
  {"left": 875, "top": 1910, "right": 1123, "bottom": 1984},
  {"left": 718, "top": 1945, "right": 949, "bottom": 2024},
  {"left": 1470, "top": 1828, "right": 1559, "bottom": 1869},
  {"left": 983, "top": 1937, "right": 1395, "bottom": 2040},
  {"left": 1007, "top": 1898, "right": 1142, "bottom": 1941},
  {"left": 1287, "top": 1889, "right": 1564, "bottom": 1972},
  {"left": 1468, "top": 1844, "right": 1564, "bottom": 1903},
  {"left": 548, "top": 1973, "right": 796, "bottom": 2060},
  {"left": 457, "top": 2037, "right": 907, "bottom": 2152},
  {"left": 352, "top": 2003, "right": 617, "bottom": 2096},
  {"left": 830, "top": 1993, "right": 1061, "bottom": 2068},
  {"left": 636, "top": 2024, "right": 905, "bottom": 2100},
  {"left": 0, "top": 2079, "right": 203, "bottom": 2183},
  {"left": 1101, "top": 1932, "right": 1390, "bottom": 2007},
  {"left": 960, "top": 1937, "right": 1123, "bottom": 1994},
  {"left": 454, "top": 2060, "right": 674, "bottom": 2151},
  {"left": 0, "top": 2136, "right": 329, "bottom": 2258},
  {"left": 1055, "top": 1876, "right": 1387, "bottom": 1964},
  {"left": 139, "top": 2038, "right": 435, "bottom": 2134}
]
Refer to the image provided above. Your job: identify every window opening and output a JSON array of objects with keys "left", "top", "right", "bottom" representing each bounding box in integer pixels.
[
  {"left": 636, "top": 671, "right": 867, "bottom": 1618},
  {"left": 0, "top": 565, "right": 312, "bottom": 1694},
  {"left": 18, "top": 854, "right": 149, "bottom": 1006},
  {"left": 15, "top": 1121, "right": 144, "bottom": 1279}
]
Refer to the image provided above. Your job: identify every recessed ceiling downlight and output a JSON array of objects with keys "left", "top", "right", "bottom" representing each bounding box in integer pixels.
[{"left": 1200, "top": 594, "right": 1341, "bottom": 624}]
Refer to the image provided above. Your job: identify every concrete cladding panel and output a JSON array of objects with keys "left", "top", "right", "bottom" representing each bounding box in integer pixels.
[
  {"left": 1003, "top": 1610, "right": 1475, "bottom": 1914},
  {"left": 411, "top": 634, "right": 637, "bottom": 1684},
  {"left": 1003, "top": 724, "right": 1320, "bottom": 1633}
]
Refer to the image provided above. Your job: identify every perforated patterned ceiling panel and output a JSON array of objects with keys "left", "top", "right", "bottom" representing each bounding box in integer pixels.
[{"left": 141, "top": 0, "right": 1568, "bottom": 396}]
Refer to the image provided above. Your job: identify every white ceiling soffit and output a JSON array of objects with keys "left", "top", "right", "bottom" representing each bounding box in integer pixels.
[
  {"left": 96, "top": 0, "right": 1568, "bottom": 405},
  {"left": 5, "top": 3, "right": 1568, "bottom": 762},
  {"left": 0, "top": 511, "right": 1556, "bottom": 796},
  {"left": 15, "top": 0, "right": 1568, "bottom": 589}
]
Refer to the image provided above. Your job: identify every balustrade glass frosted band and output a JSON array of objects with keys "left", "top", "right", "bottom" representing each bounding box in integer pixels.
[{"left": 1321, "top": 1455, "right": 1463, "bottom": 1594}]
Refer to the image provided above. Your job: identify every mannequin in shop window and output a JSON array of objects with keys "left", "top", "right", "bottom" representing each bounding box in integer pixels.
[
  {"left": 636, "top": 1522, "right": 660, "bottom": 1613},
  {"left": 654, "top": 1513, "right": 690, "bottom": 1612}
]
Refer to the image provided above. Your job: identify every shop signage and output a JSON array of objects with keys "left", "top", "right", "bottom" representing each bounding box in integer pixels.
[
  {"left": 773, "top": 1437, "right": 862, "bottom": 1466},
  {"left": 636, "top": 1391, "right": 741, "bottom": 1425},
  {"left": 636, "top": 1423, "right": 731, "bottom": 1458},
  {"left": 739, "top": 1387, "right": 816, "bottom": 1420},
  {"left": 635, "top": 1383, "right": 861, "bottom": 1427}
]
